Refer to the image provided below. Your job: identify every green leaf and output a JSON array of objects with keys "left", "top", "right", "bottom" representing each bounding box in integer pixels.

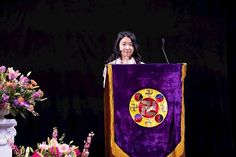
[
  {"left": 9, "top": 109, "right": 17, "bottom": 117},
  {"left": 19, "top": 112, "right": 26, "bottom": 119}
]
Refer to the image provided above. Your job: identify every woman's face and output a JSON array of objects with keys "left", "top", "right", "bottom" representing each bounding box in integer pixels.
[{"left": 119, "top": 37, "right": 134, "bottom": 59}]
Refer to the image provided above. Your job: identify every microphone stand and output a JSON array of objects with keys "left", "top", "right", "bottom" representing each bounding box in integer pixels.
[{"left": 161, "top": 38, "right": 170, "bottom": 64}]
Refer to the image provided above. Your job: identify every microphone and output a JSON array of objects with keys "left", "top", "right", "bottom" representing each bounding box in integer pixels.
[{"left": 161, "top": 37, "right": 170, "bottom": 64}]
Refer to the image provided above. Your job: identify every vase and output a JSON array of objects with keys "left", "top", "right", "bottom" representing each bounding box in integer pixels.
[
  {"left": 0, "top": 110, "right": 17, "bottom": 157},
  {"left": 0, "top": 108, "right": 9, "bottom": 119}
]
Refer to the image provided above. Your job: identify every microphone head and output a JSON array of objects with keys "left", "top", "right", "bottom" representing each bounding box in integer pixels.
[{"left": 161, "top": 37, "right": 165, "bottom": 43}]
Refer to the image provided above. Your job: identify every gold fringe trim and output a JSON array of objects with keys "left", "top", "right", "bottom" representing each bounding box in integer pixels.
[
  {"left": 108, "top": 65, "right": 129, "bottom": 157},
  {"left": 167, "top": 63, "right": 187, "bottom": 157}
]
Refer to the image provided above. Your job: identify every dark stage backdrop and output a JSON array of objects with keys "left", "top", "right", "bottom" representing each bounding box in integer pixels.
[{"left": 0, "top": 0, "right": 234, "bottom": 157}]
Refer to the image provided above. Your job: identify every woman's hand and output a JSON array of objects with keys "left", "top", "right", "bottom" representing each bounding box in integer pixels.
[{"left": 121, "top": 56, "right": 129, "bottom": 64}]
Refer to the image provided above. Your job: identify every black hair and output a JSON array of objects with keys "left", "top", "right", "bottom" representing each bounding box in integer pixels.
[{"left": 105, "top": 31, "right": 142, "bottom": 64}]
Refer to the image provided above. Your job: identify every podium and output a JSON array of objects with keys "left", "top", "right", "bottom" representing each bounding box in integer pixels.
[{"left": 104, "top": 63, "right": 187, "bottom": 157}]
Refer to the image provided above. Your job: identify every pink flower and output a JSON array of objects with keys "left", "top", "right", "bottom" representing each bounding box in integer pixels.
[
  {"left": 58, "top": 143, "right": 70, "bottom": 153},
  {"left": 7, "top": 67, "right": 21, "bottom": 80},
  {"left": 49, "top": 146, "right": 60, "bottom": 156},
  {"left": 0, "top": 65, "right": 6, "bottom": 73},
  {"left": 52, "top": 127, "right": 58, "bottom": 140},
  {"left": 19, "top": 75, "right": 29, "bottom": 85},
  {"left": 38, "top": 143, "right": 49, "bottom": 150},
  {"left": 2, "top": 93, "right": 9, "bottom": 102},
  {"left": 74, "top": 148, "right": 81, "bottom": 156},
  {"left": 32, "top": 90, "right": 43, "bottom": 99},
  {"left": 32, "top": 151, "right": 43, "bottom": 157}
]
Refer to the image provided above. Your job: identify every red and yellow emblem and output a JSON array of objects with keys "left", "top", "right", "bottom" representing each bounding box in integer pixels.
[{"left": 129, "top": 88, "right": 168, "bottom": 128}]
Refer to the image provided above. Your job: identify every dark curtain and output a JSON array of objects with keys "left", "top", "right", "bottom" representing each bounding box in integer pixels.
[{"left": 0, "top": 0, "right": 234, "bottom": 156}]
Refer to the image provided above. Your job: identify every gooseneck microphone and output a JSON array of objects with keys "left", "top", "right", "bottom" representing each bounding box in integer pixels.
[{"left": 161, "top": 38, "right": 170, "bottom": 64}]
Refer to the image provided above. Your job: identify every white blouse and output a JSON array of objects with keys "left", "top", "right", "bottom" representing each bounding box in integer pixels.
[{"left": 102, "top": 57, "right": 144, "bottom": 88}]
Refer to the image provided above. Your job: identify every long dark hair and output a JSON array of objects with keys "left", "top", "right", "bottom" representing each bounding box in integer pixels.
[{"left": 105, "top": 31, "right": 142, "bottom": 64}]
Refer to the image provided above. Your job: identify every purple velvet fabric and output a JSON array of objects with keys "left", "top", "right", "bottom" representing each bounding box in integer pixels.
[{"left": 112, "top": 63, "right": 183, "bottom": 157}]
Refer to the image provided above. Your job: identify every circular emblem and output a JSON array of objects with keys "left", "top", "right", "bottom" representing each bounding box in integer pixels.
[{"left": 129, "top": 88, "right": 168, "bottom": 128}]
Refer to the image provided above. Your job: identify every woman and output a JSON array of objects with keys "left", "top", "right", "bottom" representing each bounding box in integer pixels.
[{"left": 103, "top": 31, "right": 144, "bottom": 87}]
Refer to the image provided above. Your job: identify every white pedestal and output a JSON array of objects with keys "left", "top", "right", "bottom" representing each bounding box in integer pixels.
[{"left": 0, "top": 119, "right": 17, "bottom": 157}]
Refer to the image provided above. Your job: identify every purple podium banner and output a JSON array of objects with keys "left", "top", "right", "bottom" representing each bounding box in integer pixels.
[{"left": 104, "top": 63, "right": 186, "bottom": 157}]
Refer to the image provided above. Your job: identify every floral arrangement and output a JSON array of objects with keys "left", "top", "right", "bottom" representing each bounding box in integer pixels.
[
  {"left": 10, "top": 127, "right": 95, "bottom": 157},
  {"left": 0, "top": 65, "right": 47, "bottom": 118}
]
